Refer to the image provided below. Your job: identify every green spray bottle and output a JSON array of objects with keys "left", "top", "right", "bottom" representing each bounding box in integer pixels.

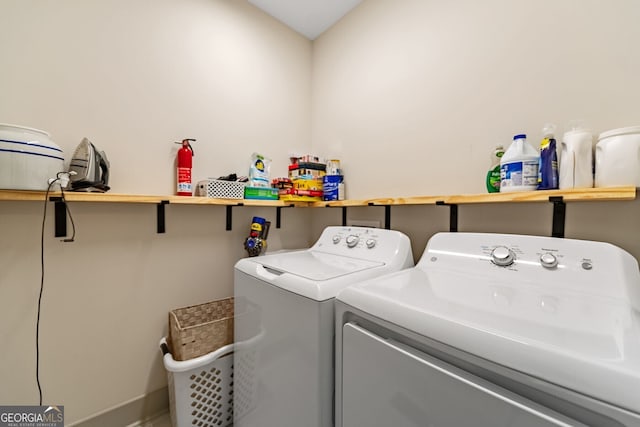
[{"left": 486, "top": 145, "right": 505, "bottom": 193}]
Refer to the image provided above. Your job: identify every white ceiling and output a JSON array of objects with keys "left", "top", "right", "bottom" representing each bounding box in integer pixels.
[{"left": 248, "top": 0, "right": 363, "bottom": 40}]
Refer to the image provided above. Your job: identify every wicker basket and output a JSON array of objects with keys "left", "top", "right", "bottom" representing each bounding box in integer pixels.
[{"left": 168, "top": 297, "right": 234, "bottom": 361}]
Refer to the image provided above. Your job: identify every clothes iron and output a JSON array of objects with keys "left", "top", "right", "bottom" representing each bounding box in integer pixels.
[{"left": 68, "top": 138, "right": 110, "bottom": 192}]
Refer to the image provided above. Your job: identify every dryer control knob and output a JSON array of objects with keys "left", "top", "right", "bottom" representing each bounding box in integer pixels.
[
  {"left": 366, "top": 239, "right": 376, "bottom": 249},
  {"left": 346, "top": 235, "right": 359, "bottom": 248},
  {"left": 540, "top": 252, "right": 558, "bottom": 269},
  {"left": 332, "top": 235, "right": 341, "bottom": 244},
  {"left": 491, "top": 246, "right": 515, "bottom": 267}
]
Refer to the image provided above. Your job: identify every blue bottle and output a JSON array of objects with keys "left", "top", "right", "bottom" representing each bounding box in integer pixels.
[{"left": 537, "top": 124, "right": 559, "bottom": 190}]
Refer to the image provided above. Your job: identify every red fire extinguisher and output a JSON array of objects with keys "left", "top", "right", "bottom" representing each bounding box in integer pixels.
[{"left": 175, "top": 138, "right": 195, "bottom": 196}]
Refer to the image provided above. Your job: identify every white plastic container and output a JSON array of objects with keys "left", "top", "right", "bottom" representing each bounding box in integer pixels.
[
  {"left": 595, "top": 126, "right": 640, "bottom": 187},
  {"left": 160, "top": 338, "right": 234, "bottom": 427},
  {"left": 0, "top": 123, "right": 65, "bottom": 190},
  {"left": 500, "top": 134, "right": 539, "bottom": 192},
  {"left": 195, "top": 179, "right": 246, "bottom": 199},
  {"left": 559, "top": 126, "right": 594, "bottom": 189}
]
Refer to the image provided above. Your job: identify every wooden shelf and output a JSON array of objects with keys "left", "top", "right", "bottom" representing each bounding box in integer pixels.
[
  {"left": 1, "top": 186, "right": 634, "bottom": 206},
  {"left": 0, "top": 190, "right": 165, "bottom": 203},
  {"left": 0, "top": 187, "right": 635, "bottom": 237},
  {"left": 0, "top": 190, "right": 312, "bottom": 235},
  {"left": 0, "top": 190, "right": 309, "bottom": 207},
  {"left": 311, "top": 186, "right": 636, "bottom": 207}
]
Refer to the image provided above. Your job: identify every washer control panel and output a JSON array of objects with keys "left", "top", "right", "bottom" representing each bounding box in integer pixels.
[
  {"left": 312, "top": 226, "right": 413, "bottom": 265},
  {"left": 331, "top": 231, "right": 376, "bottom": 249},
  {"left": 345, "top": 234, "right": 360, "bottom": 248},
  {"left": 326, "top": 228, "right": 386, "bottom": 250}
]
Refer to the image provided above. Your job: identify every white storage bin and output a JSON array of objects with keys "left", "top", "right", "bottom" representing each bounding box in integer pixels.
[
  {"left": 0, "top": 123, "right": 65, "bottom": 190},
  {"left": 160, "top": 338, "right": 234, "bottom": 427},
  {"left": 595, "top": 126, "right": 640, "bottom": 187},
  {"left": 195, "top": 179, "right": 246, "bottom": 199}
]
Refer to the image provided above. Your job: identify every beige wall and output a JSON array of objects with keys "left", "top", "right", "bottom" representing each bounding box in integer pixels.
[
  {"left": 312, "top": 0, "right": 640, "bottom": 196},
  {"left": 0, "top": 0, "right": 312, "bottom": 424},
  {"left": 310, "top": 0, "right": 640, "bottom": 260},
  {"left": 2, "top": 0, "right": 640, "bottom": 424},
  {"left": 1, "top": 0, "right": 311, "bottom": 192}
]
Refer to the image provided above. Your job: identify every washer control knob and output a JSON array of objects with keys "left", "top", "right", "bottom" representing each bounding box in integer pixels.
[
  {"left": 346, "top": 235, "right": 359, "bottom": 248},
  {"left": 366, "top": 239, "right": 376, "bottom": 249},
  {"left": 332, "top": 235, "right": 341, "bottom": 244},
  {"left": 491, "top": 246, "right": 515, "bottom": 267},
  {"left": 540, "top": 252, "right": 558, "bottom": 269}
]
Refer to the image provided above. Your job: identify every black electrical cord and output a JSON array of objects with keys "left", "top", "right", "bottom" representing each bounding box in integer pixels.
[
  {"left": 37, "top": 174, "right": 76, "bottom": 405},
  {"left": 59, "top": 177, "right": 76, "bottom": 243}
]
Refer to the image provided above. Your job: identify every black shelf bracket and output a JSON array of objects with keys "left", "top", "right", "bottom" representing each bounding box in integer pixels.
[
  {"left": 276, "top": 204, "right": 294, "bottom": 229},
  {"left": 368, "top": 203, "right": 392, "bottom": 229},
  {"left": 549, "top": 196, "right": 566, "bottom": 238},
  {"left": 157, "top": 201, "right": 169, "bottom": 234},
  {"left": 50, "top": 196, "right": 67, "bottom": 238},
  {"left": 384, "top": 205, "right": 391, "bottom": 229},
  {"left": 226, "top": 203, "right": 244, "bottom": 231},
  {"left": 324, "top": 205, "right": 348, "bottom": 226},
  {"left": 436, "top": 201, "right": 458, "bottom": 232}
]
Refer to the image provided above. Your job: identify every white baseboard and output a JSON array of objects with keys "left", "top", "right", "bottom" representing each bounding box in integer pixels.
[{"left": 69, "top": 387, "right": 169, "bottom": 427}]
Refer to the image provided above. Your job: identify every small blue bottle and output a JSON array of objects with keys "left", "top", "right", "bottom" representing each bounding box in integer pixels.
[{"left": 537, "top": 124, "right": 559, "bottom": 190}]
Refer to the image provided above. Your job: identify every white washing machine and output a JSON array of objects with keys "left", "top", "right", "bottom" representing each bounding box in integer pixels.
[
  {"left": 233, "top": 226, "right": 414, "bottom": 427},
  {"left": 335, "top": 232, "right": 640, "bottom": 427}
]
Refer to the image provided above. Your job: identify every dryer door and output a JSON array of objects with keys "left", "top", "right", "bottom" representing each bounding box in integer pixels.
[{"left": 341, "top": 323, "right": 587, "bottom": 427}]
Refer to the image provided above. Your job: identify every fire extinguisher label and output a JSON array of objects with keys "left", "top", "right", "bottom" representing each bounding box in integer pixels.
[{"left": 177, "top": 167, "right": 192, "bottom": 192}]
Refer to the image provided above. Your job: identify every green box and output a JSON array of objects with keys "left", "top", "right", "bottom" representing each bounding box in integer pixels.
[{"left": 244, "top": 186, "right": 279, "bottom": 200}]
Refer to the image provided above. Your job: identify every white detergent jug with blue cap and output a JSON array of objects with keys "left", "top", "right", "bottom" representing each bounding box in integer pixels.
[{"left": 500, "top": 134, "right": 539, "bottom": 192}]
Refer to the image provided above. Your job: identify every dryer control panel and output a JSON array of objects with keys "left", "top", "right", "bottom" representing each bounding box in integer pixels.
[
  {"left": 419, "top": 232, "right": 640, "bottom": 309},
  {"left": 487, "top": 245, "right": 559, "bottom": 269}
]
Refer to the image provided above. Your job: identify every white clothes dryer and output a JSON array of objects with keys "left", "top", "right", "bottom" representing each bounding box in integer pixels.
[
  {"left": 233, "top": 226, "right": 413, "bottom": 427},
  {"left": 335, "top": 232, "right": 640, "bottom": 427}
]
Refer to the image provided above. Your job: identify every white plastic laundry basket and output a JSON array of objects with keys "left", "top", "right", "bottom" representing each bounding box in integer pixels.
[{"left": 160, "top": 338, "right": 234, "bottom": 427}]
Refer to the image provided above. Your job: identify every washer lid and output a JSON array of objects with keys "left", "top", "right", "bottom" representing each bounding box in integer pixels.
[
  {"left": 258, "top": 250, "right": 383, "bottom": 281},
  {"left": 235, "top": 249, "right": 387, "bottom": 301},
  {"left": 337, "top": 267, "right": 640, "bottom": 415}
]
